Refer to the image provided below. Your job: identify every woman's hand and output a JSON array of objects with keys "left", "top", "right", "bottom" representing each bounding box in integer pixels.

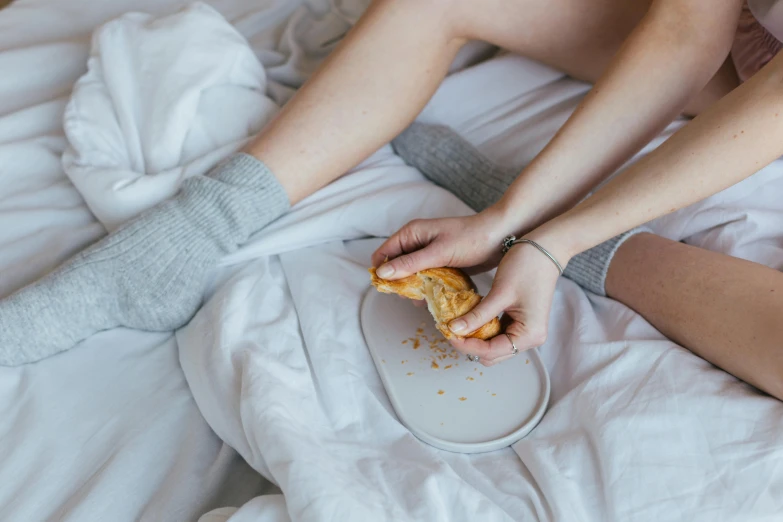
[
  {"left": 371, "top": 208, "right": 512, "bottom": 279},
  {"left": 448, "top": 239, "right": 566, "bottom": 366},
  {"left": 373, "top": 206, "right": 568, "bottom": 367}
]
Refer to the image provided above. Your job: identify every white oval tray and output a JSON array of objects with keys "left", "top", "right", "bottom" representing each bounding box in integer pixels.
[{"left": 361, "top": 287, "right": 550, "bottom": 454}]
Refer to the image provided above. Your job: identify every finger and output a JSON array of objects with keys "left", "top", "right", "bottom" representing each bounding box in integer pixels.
[
  {"left": 483, "top": 353, "right": 516, "bottom": 367},
  {"left": 375, "top": 244, "right": 444, "bottom": 280},
  {"left": 449, "top": 337, "right": 492, "bottom": 362},
  {"left": 447, "top": 287, "right": 507, "bottom": 336},
  {"left": 504, "top": 321, "right": 548, "bottom": 353},
  {"left": 483, "top": 332, "right": 526, "bottom": 366},
  {"left": 453, "top": 324, "right": 539, "bottom": 365},
  {"left": 450, "top": 335, "right": 508, "bottom": 364},
  {"left": 371, "top": 220, "right": 432, "bottom": 268}
]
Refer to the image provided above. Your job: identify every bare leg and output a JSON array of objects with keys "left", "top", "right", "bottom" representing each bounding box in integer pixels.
[
  {"left": 244, "top": 0, "right": 738, "bottom": 205},
  {"left": 0, "top": 0, "right": 741, "bottom": 364},
  {"left": 606, "top": 233, "right": 783, "bottom": 400}
]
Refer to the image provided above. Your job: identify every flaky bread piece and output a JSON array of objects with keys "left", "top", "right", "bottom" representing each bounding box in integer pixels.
[{"left": 369, "top": 266, "right": 501, "bottom": 340}]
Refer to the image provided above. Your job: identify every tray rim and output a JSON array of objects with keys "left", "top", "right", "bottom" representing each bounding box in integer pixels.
[{"left": 361, "top": 287, "right": 550, "bottom": 454}]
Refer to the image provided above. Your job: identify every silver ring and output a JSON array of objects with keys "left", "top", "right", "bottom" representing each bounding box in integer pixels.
[
  {"left": 467, "top": 354, "right": 480, "bottom": 363},
  {"left": 505, "top": 334, "right": 519, "bottom": 356}
]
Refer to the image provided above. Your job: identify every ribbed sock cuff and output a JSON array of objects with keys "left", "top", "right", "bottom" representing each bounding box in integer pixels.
[
  {"left": 563, "top": 226, "right": 653, "bottom": 296},
  {"left": 177, "top": 153, "right": 291, "bottom": 249}
]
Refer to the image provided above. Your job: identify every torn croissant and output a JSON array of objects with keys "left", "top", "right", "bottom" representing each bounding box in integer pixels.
[{"left": 368, "top": 267, "right": 501, "bottom": 340}]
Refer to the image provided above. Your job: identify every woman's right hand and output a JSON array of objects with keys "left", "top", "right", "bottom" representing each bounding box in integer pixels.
[{"left": 371, "top": 207, "right": 513, "bottom": 279}]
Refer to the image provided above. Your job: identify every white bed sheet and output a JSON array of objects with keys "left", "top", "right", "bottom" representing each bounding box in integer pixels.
[
  {"left": 1, "top": 1, "right": 782, "bottom": 522},
  {"left": 0, "top": 0, "right": 314, "bottom": 520},
  {"left": 178, "top": 56, "right": 783, "bottom": 521}
]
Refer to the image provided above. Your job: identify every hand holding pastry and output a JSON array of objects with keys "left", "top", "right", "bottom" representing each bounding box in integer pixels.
[
  {"left": 369, "top": 266, "right": 501, "bottom": 340},
  {"left": 371, "top": 212, "right": 507, "bottom": 281},
  {"left": 446, "top": 233, "right": 565, "bottom": 366},
  {"left": 372, "top": 209, "right": 566, "bottom": 366}
]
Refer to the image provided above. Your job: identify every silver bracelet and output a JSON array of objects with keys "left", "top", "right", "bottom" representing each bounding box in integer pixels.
[{"left": 501, "top": 235, "right": 564, "bottom": 275}]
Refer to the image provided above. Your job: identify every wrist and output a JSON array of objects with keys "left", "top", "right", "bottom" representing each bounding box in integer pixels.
[
  {"left": 488, "top": 195, "right": 536, "bottom": 237},
  {"left": 521, "top": 217, "right": 585, "bottom": 266},
  {"left": 491, "top": 165, "right": 576, "bottom": 237}
]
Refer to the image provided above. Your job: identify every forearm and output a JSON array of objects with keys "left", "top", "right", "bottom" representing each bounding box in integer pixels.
[
  {"left": 535, "top": 52, "right": 783, "bottom": 262},
  {"left": 495, "top": 0, "right": 740, "bottom": 230}
]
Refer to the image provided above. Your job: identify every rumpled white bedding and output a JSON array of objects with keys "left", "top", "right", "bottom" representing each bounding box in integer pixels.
[
  {"left": 0, "top": 0, "right": 365, "bottom": 520},
  {"left": 180, "top": 61, "right": 783, "bottom": 522},
  {"left": 1, "top": 1, "right": 783, "bottom": 522},
  {"left": 60, "top": 3, "right": 277, "bottom": 231}
]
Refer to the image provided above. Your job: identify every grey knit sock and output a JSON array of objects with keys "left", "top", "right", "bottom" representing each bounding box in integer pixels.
[
  {"left": 0, "top": 153, "right": 289, "bottom": 365},
  {"left": 560, "top": 227, "right": 652, "bottom": 295},
  {"left": 391, "top": 122, "right": 647, "bottom": 296},
  {"left": 392, "top": 122, "right": 509, "bottom": 213}
]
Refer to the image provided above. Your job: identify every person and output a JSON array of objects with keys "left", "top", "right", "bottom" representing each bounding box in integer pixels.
[{"left": 1, "top": 0, "right": 782, "bottom": 401}]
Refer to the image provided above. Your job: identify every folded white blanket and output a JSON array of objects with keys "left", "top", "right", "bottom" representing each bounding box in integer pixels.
[
  {"left": 60, "top": 0, "right": 377, "bottom": 231},
  {"left": 61, "top": 3, "right": 277, "bottom": 230}
]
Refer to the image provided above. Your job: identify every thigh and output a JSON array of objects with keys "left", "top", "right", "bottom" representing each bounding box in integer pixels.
[
  {"left": 449, "top": 0, "right": 738, "bottom": 114},
  {"left": 454, "top": 0, "right": 652, "bottom": 81},
  {"left": 606, "top": 233, "right": 783, "bottom": 399}
]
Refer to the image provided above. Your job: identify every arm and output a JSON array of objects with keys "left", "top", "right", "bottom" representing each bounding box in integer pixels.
[
  {"left": 529, "top": 51, "right": 783, "bottom": 265},
  {"left": 444, "top": 51, "right": 783, "bottom": 362},
  {"left": 374, "top": 0, "right": 742, "bottom": 283},
  {"left": 496, "top": 0, "right": 741, "bottom": 231}
]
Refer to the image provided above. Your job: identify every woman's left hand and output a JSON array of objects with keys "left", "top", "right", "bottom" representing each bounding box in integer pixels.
[{"left": 449, "top": 238, "right": 567, "bottom": 366}]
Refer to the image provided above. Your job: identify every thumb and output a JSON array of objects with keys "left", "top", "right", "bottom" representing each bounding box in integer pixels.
[
  {"left": 376, "top": 244, "right": 444, "bottom": 280},
  {"left": 448, "top": 287, "right": 507, "bottom": 336}
]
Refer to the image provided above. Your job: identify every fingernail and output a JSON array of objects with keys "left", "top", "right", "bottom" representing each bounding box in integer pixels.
[
  {"left": 449, "top": 320, "right": 466, "bottom": 333},
  {"left": 377, "top": 264, "right": 394, "bottom": 278}
]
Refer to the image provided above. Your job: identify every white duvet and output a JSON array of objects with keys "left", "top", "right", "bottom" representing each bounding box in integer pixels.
[{"left": 1, "top": 1, "right": 782, "bottom": 521}]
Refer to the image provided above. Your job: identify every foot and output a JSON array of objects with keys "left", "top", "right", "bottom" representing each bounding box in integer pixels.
[
  {"left": 0, "top": 154, "right": 289, "bottom": 365},
  {"left": 392, "top": 122, "right": 517, "bottom": 212}
]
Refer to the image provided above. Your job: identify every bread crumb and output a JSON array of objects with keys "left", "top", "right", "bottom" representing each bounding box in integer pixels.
[
  {"left": 492, "top": 393, "right": 496, "bottom": 397},
  {"left": 480, "top": 372, "right": 483, "bottom": 376},
  {"left": 406, "top": 372, "right": 414, "bottom": 376},
  {"left": 444, "top": 365, "right": 452, "bottom": 370},
  {"left": 401, "top": 360, "right": 406, "bottom": 364},
  {"left": 466, "top": 377, "right": 474, "bottom": 381},
  {"left": 401, "top": 340, "right": 408, "bottom": 345},
  {"left": 458, "top": 397, "right": 467, "bottom": 401},
  {"left": 526, "top": 359, "right": 529, "bottom": 364},
  {"left": 413, "top": 339, "right": 420, "bottom": 349},
  {"left": 437, "top": 390, "right": 445, "bottom": 395},
  {"left": 431, "top": 361, "right": 439, "bottom": 369}
]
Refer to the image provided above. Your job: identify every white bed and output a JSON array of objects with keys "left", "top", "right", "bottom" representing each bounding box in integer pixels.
[{"left": 1, "top": 1, "right": 782, "bottom": 521}]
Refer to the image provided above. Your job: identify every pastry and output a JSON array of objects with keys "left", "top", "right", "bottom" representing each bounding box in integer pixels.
[{"left": 369, "top": 266, "right": 501, "bottom": 340}]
